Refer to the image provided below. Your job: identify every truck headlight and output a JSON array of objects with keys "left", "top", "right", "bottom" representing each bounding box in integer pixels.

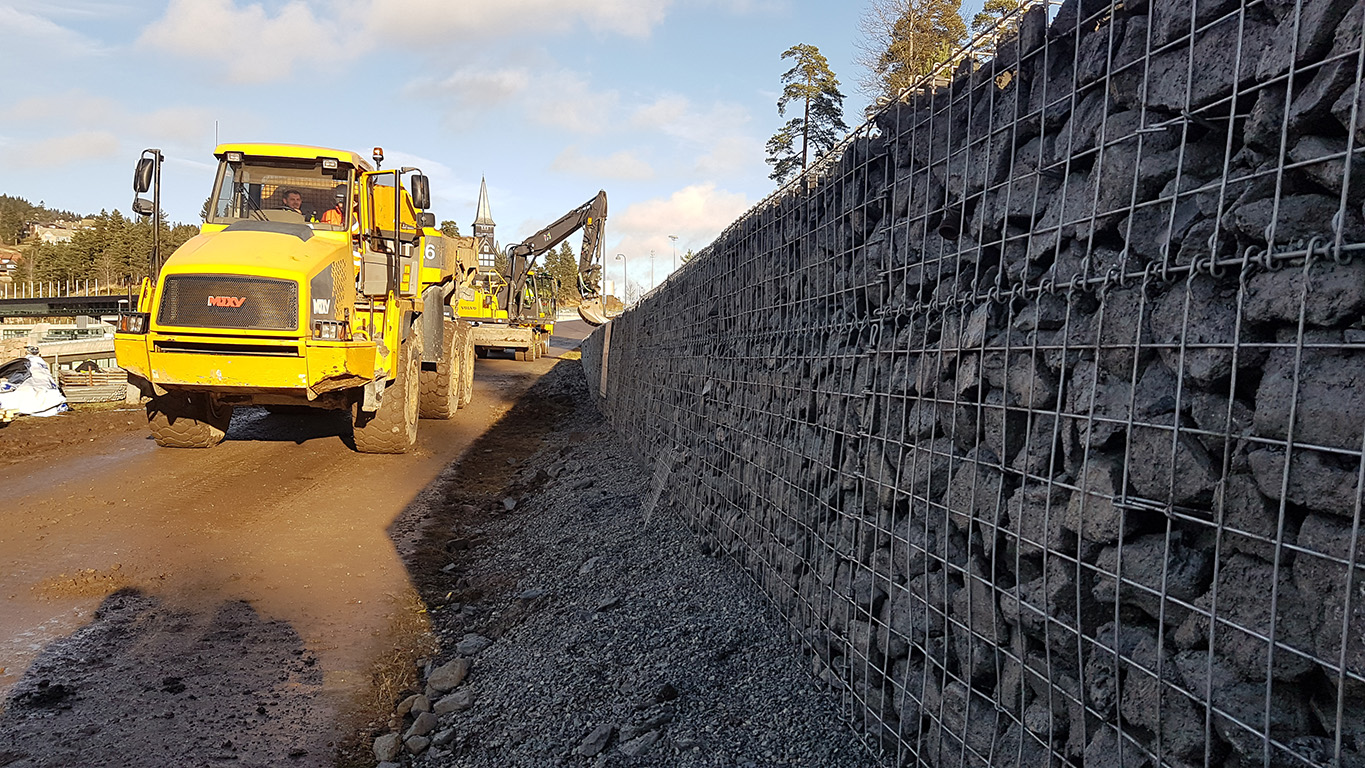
[
  {"left": 118, "top": 312, "right": 149, "bottom": 334},
  {"left": 313, "top": 320, "right": 350, "bottom": 341}
]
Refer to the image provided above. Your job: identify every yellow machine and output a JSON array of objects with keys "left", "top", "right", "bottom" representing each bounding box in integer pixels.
[
  {"left": 462, "top": 191, "right": 608, "bottom": 361},
  {"left": 114, "top": 143, "right": 476, "bottom": 453}
]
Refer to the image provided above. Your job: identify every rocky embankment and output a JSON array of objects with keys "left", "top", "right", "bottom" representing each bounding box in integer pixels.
[{"left": 364, "top": 358, "right": 882, "bottom": 768}]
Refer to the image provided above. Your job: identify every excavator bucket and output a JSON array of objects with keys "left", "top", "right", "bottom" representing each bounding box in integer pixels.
[{"left": 577, "top": 298, "right": 608, "bottom": 326}]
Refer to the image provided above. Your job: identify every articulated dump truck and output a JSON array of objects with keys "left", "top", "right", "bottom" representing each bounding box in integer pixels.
[{"left": 114, "top": 143, "right": 478, "bottom": 454}]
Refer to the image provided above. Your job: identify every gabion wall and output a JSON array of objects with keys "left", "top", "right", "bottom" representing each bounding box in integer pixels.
[{"left": 584, "top": 0, "right": 1365, "bottom": 764}]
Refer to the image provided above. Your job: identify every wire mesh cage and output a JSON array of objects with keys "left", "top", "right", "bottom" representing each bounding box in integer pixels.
[{"left": 585, "top": 0, "right": 1365, "bottom": 764}]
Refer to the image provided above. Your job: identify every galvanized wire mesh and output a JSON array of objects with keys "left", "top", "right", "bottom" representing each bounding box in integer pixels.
[{"left": 585, "top": 0, "right": 1365, "bottom": 764}]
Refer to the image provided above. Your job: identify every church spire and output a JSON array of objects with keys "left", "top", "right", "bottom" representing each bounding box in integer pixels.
[
  {"left": 472, "top": 177, "right": 496, "bottom": 267},
  {"left": 474, "top": 177, "right": 494, "bottom": 227}
]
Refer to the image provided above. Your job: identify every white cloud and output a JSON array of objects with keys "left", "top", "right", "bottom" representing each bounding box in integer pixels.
[
  {"left": 531, "top": 71, "right": 619, "bottom": 134},
  {"left": 551, "top": 147, "right": 654, "bottom": 182},
  {"left": 135, "top": 0, "right": 674, "bottom": 81},
  {"left": 364, "top": 0, "right": 672, "bottom": 42},
  {"left": 611, "top": 184, "right": 750, "bottom": 277},
  {"left": 3, "top": 131, "right": 120, "bottom": 169},
  {"left": 630, "top": 94, "right": 751, "bottom": 144},
  {"left": 2, "top": 91, "right": 224, "bottom": 152},
  {"left": 423, "top": 66, "right": 531, "bottom": 108},
  {"left": 0, "top": 5, "right": 106, "bottom": 61},
  {"left": 137, "top": 0, "right": 346, "bottom": 83}
]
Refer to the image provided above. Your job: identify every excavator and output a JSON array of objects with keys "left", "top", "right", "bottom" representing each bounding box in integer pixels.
[{"left": 466, "top": 191, "right": 608, "bottom": 360}]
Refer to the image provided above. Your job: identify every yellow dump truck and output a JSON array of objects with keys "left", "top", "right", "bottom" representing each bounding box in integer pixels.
[{"left": 114, "top": 143, "right": 476, "bottom": 453}]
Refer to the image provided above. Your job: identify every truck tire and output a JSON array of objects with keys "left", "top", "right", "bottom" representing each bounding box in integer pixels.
[
  {"left": 147, "top": 392, "right": 233, "bottom": 448},
  {"left": 354, "top": 332, "right": 421, "bottom": 454},
  {"left": 418, "top": 320, "right": 460, "bottom": 420},
  {"left": 458, "top": 323, "right": 474, "bottom": 408},
  {"left": 515, "top": 348, "right": 529, "bottom": 362}
]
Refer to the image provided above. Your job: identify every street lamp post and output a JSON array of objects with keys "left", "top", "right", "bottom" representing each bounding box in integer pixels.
[
  {"left": 650, "top": 250, "right": 655, "bottom": 291},
  {"left": 614, "top": 253, "right": 625, "bottom": 311},
  {"left": 668, "top": 234, "right": 678, "bottom": 271}
]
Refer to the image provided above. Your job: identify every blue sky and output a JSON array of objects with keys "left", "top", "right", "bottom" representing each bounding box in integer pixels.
[{"left": 0, "top": 0, "right": 986, "bottom": 291}]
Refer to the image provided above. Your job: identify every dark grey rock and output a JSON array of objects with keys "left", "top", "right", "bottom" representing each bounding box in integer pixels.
[
  {"left": 426, "top": 657, "right": 470, "bottom": 693},
  {"left": 1244, "top": 258, "right": 1365, "bottom": 328},
  {"left": 404, "top": 734, "right": 430, "bottom": 755},
  {"left": 573, "top": 724, "right": 614, "bottom": 757},
  {"left": 1173, "top": 553, "right": 1317, "bottom": 681},
  {"left": 404, "top": 711, "right": 439, "bottom": 740},
  {"left": 951, "top": 576, "right": 1008, "bottom": 685},
  {"left": 1004, "top": 480, "right": 1072, "bottom": 557},
  {"left": 433, "top": 689, "right": 473, "bottom": 715},
  {"left": 943, "top": 448, "right": 1008, "bottom": 537},
  {"left": 1258, "top": 0, "right": 1361, "bottom": 81},
  {"left": 1248, "top": 445, "right": 1361, "bottom": 519},
  {"left": 373, "top": 733, "right": 402, "bottom": 763},
  {"left": 455, "top": 633, "right": 492, "bottom": 656},
  {"left": 1293, "top": 513, "right": 1365, "bottom": 694},
  {"left": 1092, "top": 533, "right": 1213, "bottom": 626},
  {"left": 1118, "top": 630, "right": 1206, "bottom": 763},
  {"left": 1254, "top": 337, "right": 1365, "bottom": 451},
  {"left": 1173, "top": 650, "right": 1315, "bottom": 762},
  {"left": 1142, "top": 15, "right": 1274, "bottom": 112},
  {"left": 618, "top": 729, "right": 660, "bottom": 757},
  {"left": 1148, "top": 275, "right": 1241, "bottom": 387},
  {"left": 1228, "top": 193, "right": 1365, "bottom": 245},
  {"left": 1064, "top": 457, "right": 1136, "bottom": 543}
]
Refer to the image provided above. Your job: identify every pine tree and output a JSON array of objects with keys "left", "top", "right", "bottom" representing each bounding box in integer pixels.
[
  {"left": 856, "top": 0, "right": 967, "bottom": 102},
  {"left": 439, "top": 220, "right": 461, "bottom": 238},
  {"left": 765, "top": 44, "right": 849, "bottom": 184},
  {"left": 971, "top": 0, "right": 1024, "bottom": 34}
]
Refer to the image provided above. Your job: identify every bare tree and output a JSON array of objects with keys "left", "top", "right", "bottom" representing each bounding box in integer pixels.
[{"left": 855, "top": 0, "right": 967, "bottom": 103}]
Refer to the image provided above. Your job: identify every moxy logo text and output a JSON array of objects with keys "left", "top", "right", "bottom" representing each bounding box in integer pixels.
[{"left": 207, "top": 296, "right": 247, "bottom": 308}]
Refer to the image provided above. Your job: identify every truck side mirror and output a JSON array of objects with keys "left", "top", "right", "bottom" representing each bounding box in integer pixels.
[
  {"left": 419, "top": 212, "right": 435, "bottom": 229},
  {"left": 410, "top": 174, "right": 430, "bottom": 210},
  {"left": 132, "top": 198, "right": 155, "bottom": 217},
  {"left": 133, "top": 157, "right": 155, "bottom": 193}
]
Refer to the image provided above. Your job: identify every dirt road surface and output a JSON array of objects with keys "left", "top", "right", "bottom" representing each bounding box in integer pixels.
[{"left": 0, "top": 323, "right": 594, "bottom": 767}]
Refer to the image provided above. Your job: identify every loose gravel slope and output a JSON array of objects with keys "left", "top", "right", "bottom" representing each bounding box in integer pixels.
[{"left": 368, "top": 356, "right": 883, "bottom": 768}]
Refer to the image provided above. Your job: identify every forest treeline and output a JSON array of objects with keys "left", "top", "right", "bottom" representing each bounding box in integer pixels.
[{"left": 1, "top": 195, "right": 198, "bottom": 285}]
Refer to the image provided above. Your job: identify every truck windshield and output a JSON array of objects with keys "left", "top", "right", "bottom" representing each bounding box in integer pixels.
[{"left": 207, "top": 157, "right": 352, "bottom": 231}]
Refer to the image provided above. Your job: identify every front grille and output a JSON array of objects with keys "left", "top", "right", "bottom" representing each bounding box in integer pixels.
[
  {"left": 158, "top": 275, "right": 299, "bottom": 331},
  {"left": 153, "top": 340, "right": 301, "bottom": 357}
]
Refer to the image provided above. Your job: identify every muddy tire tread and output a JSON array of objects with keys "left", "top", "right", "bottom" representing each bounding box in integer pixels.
[
  {"left": 354, "top": 332, "right": 421, "bottom": 454},
  {"left": 147, "top": 393, "right": 232, "bottom": 448},
  {"left": 418, "top": 320, "right": 459, "bottom": 420}
]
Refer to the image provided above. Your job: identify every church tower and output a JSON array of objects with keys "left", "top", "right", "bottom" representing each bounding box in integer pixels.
[{"left": 473, "top": 177, "right": 497, "bottom": 269}]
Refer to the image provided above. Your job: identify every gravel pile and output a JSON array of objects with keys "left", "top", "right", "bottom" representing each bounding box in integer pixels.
[{"left": 370, "top": 357, "right": 883, "bottom": 768}]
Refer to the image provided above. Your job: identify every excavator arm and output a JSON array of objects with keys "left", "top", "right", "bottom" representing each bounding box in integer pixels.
[{"left": 504, "top": 190, "right": 608, "bottom": 326}]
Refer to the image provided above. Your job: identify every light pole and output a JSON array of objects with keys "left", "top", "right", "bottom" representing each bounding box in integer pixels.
[
  {"left": 650, "top": 250, "right": 656, "bottom": 291},
  {"left": 614, "top": 253, "right": 625, "bottom": 311},
  {"left": 668, "top": 234, "right": 678, "bottom": 271}
]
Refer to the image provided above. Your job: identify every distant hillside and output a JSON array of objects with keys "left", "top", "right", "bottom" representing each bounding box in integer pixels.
[{"left": 0, "top": 195, "right": 82, "bottom": 246}]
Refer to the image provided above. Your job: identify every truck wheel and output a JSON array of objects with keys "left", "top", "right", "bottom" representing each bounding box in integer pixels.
[
  {"left": 515, "top": 348, "right": 529, "bottom": 362},
  {"left": 354, "top": 332, "right": 421, "bottom": 454},
  {"left": 539, "top": 339, "right": 550, "bottom": 358},
  {"left": 458, "top": 323, "right": 474, "bottom": 408},
  {"left": 147, "top": 392, "right": 233, "bottom": 448},
  {"left": 418, "top": 320, "right": 459, "bottom": 420}
]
